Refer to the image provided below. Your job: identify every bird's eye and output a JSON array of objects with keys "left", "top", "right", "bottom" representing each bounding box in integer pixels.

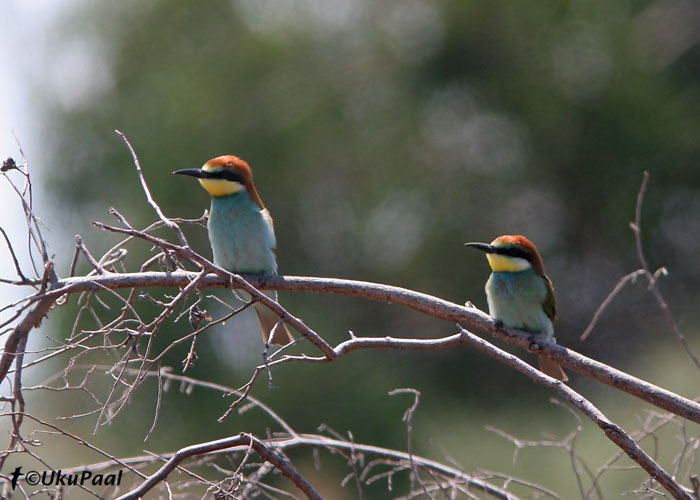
[
  {"left": 504, "top": 247, "right": 530, "bottom": 261},
  {"left": 217, "top": 169, "right": 244, "bottom": 183}
]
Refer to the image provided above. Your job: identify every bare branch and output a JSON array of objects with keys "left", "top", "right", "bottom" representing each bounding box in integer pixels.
[
  {"left": 0, "top": 225, "right": 32, "bottom": 285},
  {"left": 75, "top": 235, "right": 106, "bottom": 275},
  {"left": 3, "top": 142, "right": 49, "bottom": 271},
  {"left": 389, "top": 388, "right": 432, "bottom": 499},
  {"left": 453, "top": 326, "right": 691, "bottom": 500},
  {"left": 0, "top": 261, "right": 59, "bottom": 384},
  {"left": 629, "top": 171, "right": 700, "bottom": 369},
  {"left": 114, "top": 433, "right": 324, "bottom": 500},
  {"left": 580, "top": 269, "right": 645, "bottom": 340},
  {"left": 114, "top": 130, "right": 189, "bottom": 248},
  {"left": 0, "top": 412, "right": 148, "bottom": 480},
  {"left": 109, "top": 432, "right": 520, "bottom": 500},
  {"left": 6, "top": 269, "right": 700, "bottom": 427}
]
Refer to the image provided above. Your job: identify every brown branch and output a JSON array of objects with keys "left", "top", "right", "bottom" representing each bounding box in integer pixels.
[
  {"left": 114, "top": 433, "right": 324, "bottom": 500},
  {"left": 0, "top": 412, "right": 148, "bottom": 480},
  {"left": 139, "top": 367, "right": 300, "bottom": 437},
  {"left": 115, "top": 130, "right": 190, "bottom": 248},
  {"left": 252, "top": 275, "right": 700, "bottom": 425},
  {"left": 74, "top": 235, "right": 106, "bottom": 275},
  {"left": 6, "top": 270, "right": 700, "bottom": 427},
  {"left": 389, "top": 388, "right": 432, "bottom": 498},
  {"left": 0, "top": 330, "right": 29, "bottom": 470},
  {"left": 477, "top": 470, "right": 564, "bottom": 500},
  {"left": 453, "top": 327, "right": 691, "bottom": 500},
  {"left": 0, "top": 262, "right": 60, "bottom": 384},
  {"left": 3, "top": 142, "right": 49, "bottom": 273},
  {"left": 580, "top": 269, "right": 645, "bottom": 340},
  {"left": 0, "top": 225, "right": 31, "bottom": 285},
  {"left": 111, "top": 432, "right": 520, "bottom": 500},
  {"left": 588, "top": 409, "right": 680, "bottom": 498},
  {"left": 630, "top": 171, "right": 700, "bottom": 370}
]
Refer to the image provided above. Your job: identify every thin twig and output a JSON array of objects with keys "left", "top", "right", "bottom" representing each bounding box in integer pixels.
[
  {"left": 75, "top": 235, "right": 106, "bottom": 275},
  {"left": 389, "top": 388, "right": 433, "bottom": 499},
  {"left": 630, "top": 171, "right": 700, "bottom": 369},
  {"left": 143, "top": 363, "right": 164, "bottom": 442},
  {"left": 0, "top": 412, "right": 148, "bottom": 480},
  {"left": 580, "top": 269, "right": 645, "bottom": 340},
  {"left": 0, "top": 226, "right": 31, "bottom": 285},
  {"left": 114, "top": 130, "right": 189, "bottom": 248}
]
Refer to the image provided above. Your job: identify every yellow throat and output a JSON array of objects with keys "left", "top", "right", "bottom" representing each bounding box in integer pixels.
[
  {"left": 198, "top": 163, "right": 244, "bottom": 197},
  {"left": 486, "top": 253, "right": 531, "bottom": 273}
]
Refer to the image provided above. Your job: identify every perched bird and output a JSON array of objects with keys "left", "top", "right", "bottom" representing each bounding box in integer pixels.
[
  {"left": 465, "top": 235, "right": 568, "bottom": 381},
  {"left": 174, "top": 155, "right": 294, "bottom": 346}
]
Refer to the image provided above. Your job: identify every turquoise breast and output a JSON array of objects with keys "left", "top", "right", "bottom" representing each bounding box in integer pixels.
[
  {"left": 485, "top": 270, "right": 552, "bottom": 336},
  {"left": 207, "top": 193, "right": 278, "bottom": 274}
]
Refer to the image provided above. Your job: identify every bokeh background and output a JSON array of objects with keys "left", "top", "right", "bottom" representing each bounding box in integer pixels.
[{"left": 2, "top": 0, "right": 700, "bottom": 497}]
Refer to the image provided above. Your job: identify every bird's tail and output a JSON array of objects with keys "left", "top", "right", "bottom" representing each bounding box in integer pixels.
[
  {"left": 536, "top": 355, "right": 568, "bottom": 382},
  {"left": 253, "top": 290, "right": 295, "bottom": 346}
]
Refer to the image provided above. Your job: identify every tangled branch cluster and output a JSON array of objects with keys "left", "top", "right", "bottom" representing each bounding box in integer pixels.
[{"left": 0, "top": 136, "right": 698, "bottom": 499}]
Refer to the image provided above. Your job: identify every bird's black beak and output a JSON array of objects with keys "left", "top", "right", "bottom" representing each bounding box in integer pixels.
[
  {"left": 173, "top": 168, "right": 211, "bottom": 179},
  {"left": 464, "top": 242, "right": 495, "bottom": 253}
]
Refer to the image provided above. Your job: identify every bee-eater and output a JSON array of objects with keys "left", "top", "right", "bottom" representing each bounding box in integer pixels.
[
  {"left": 465, "top": 235, "right": 568, "bottom": 381},
  {"left": 174, "top": 155, "right": 294, "bottom": 346}
]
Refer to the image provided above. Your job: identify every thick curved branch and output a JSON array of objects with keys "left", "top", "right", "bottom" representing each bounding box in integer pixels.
[
  {"left": 13, "top": 270, "right": 700, "bottom": 426},
  {"left": 114, "top": 433, "right": 322, "bottom": 500},
  {"left": 0, "top": 297, "right": 55, "bottom": 381},
  {"left": 113, "top": 432, "right": 519, "bottom": 500},
  {"left": 454, "top": 327, "right": 690, "bottom": 500},
  {"left": 0, "top": 260, "right": 60, "bottom": 383}
]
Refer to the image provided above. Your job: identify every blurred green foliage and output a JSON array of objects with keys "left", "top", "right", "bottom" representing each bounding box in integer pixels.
[{"left": 19, "top": 0, "right": 700, "bottom": 496}]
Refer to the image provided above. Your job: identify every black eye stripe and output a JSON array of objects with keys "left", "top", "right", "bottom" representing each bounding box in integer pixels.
[
  {"left": 210, "top": 169, "right": 244, "bottom": 183},
  {"left": 497, "top": 246, "right": 530, "bottom": 261}
]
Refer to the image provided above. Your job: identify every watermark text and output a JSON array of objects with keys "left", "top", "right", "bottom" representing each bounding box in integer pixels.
[{"left": 9, "top": 467, "right": 123, "bottom": 489}]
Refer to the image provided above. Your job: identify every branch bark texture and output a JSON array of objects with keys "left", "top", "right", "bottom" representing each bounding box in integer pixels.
[{"left": 16, "top": 271, "right": 700, "bottom": 427}]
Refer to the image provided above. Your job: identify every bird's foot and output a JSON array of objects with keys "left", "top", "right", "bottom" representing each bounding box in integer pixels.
[
  {"left": 257, "top": 272, "right": 273, "bottom": 287},
  {"left": 528, "top": 333, "right": 550, "bottom": 352},
  {"left": 493, "top": 319, "right": 504, "bottom": 331}
]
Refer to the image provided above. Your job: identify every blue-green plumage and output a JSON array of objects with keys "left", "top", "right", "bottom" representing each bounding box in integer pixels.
[
  {"left": 208, "top": 193, "right": 277, "bottom": 274},
  {"left": 466, "top": 235, "right": 567, "bottom": 381},
  {"left": 486, "top": 269, "right": 554, "bottom": 338},
  {"left": 174, "top": 155, "right": 294, "bottom": 346}
]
